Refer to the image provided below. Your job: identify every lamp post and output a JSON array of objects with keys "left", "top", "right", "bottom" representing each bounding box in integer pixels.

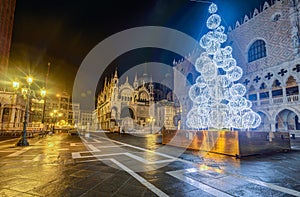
[
  {"left": 13, "top": 77, "right": 46, "bottom": 146},
  {"left": 15, "top": 77, "right": 33, "bottom": 146},
  {"left": 40, "top": 88, "right": 47, "bottom": 124}
]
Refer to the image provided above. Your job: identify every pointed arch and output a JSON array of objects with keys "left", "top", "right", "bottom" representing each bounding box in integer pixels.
[
  {"left": 286, "top": 75, "right": 299, "bottom": 96},
  {"left": 272, "top": 107, "right": 300, "bottom": 124},
  {"left": 120, "top": 107, "right": 135, "bottom": 119},
  {"left": 256, "top": 111, "right": 271, "bottom": 132},
  {"left": 286, "top": 75, "right": 297, "bottom": 87},
  {"left": 273, "top": 108, "right": 300, "bottom": 132}
]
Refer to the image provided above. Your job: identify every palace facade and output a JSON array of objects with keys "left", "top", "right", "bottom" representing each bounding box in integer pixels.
[{"left": 173, "top": 0, "right": 300, "bottom": 136}]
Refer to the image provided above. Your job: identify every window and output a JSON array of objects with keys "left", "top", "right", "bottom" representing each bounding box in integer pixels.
[
  {"left": 260, "top": 92, "right": 269, "bottom": 99},
  {"left": 249, "top": 94, "right": 257, "bottom": 101},
  {"left": 248, "top": 40, "right": 266, "bottom": 63}
]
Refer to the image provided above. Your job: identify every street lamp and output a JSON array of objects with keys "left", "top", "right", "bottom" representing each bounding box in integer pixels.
[
  {"left": 40, "top": 88, "right": 47, "bottom": 124},
  {"left": 13, "top": 76, "right": 33, "bottom": 146},
  {"left": 50, "top": 109, "right": 62, "bottom": 132},
  {"left": 147, "top": 116, "right": 155, "bottom": 134}
]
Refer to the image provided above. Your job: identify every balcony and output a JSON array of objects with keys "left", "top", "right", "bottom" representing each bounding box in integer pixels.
[{"left": 252, "top": 95, "right": 299, "bottom": 107}]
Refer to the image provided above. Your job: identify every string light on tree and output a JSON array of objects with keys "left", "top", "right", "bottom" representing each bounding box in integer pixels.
[{"left": 186, "top": 3, "right": 261, "bottom": 130}]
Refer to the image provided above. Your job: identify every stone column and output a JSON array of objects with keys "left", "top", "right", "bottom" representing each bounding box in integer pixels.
[
  {"left": 268, "top": 88, "right": 273, "bottom": 104},
  {"left": 0, "top": 108, "right": 3, "bottom": 129},
  {"left": 282, "top": 86, "right": 287, "bottom": 103},
  {"left": 271, "top": 120, "right": 276, "bottom": 132},
  {"left": 256, "top": 92, "right": 261, "bottom": 106},
  {"left": 10, "top": 107, "right": 16, "bottom": 129},
  {"left": 298, "top": 82, "right": 300, "bottom": 101},
  {"left": 14, "top": 109, "right": 19, "bottom": 127}
]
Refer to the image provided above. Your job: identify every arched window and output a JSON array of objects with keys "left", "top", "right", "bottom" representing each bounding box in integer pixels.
[{"left": 248, "top": 40, "right": 266, "bottom": 63}]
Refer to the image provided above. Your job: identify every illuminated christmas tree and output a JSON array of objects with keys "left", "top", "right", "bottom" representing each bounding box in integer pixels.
[{"left": 186, "top": 3, "right": 261, "bottom": 130}]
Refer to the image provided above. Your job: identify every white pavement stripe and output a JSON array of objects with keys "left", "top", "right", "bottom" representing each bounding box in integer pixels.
[
  {"left": 33, "top": 140, "right": 42, "bottom": 145},
  {"left": 88, "top": 135, "right": 300, "bottom": 196},
  {"left": 124, "top": 153, "right": 148, "bottom": 163},
  {"left": 58, "top": 148, "right": 69, "bottom": 151},
  {"left": 97, "top": 136, "right": 175, "bottom": 160},
  {"left": 72, "top": 152, "right": 123, "bottom": 159},
  {"left": 232, "top": 174, "right": 300, "bottom": 196},
  {"left": 80, "top": 137, "right": 89, "bottom": 143},
  {"left": 87, "top": 144, "right": 100, "bottom": 152},
  {"left": 166, "top": 170, "right": 233, "bottom": 197},
  {"left": 7, "top": 147, "right": 32, "bottom": 157},
  {"left": 70, "top": 143, "right": 83, "bottom": 146},
  {"left": 0, "top": 150, "right": 14, "bottom": 152},
  {"left": 0, "top": 138, "right": 17, "bottom": 144},
  {"left": 97, "top": 145, "right": 125, "bottom": 148},
  {"left": 125, "top": 153, "right": 175, "bottom": 164},
  {"left": 72, "top": 152, "right": 81, "bottom": 159},
  {"left": 169, "top": 168, "right": 300, "bottom": 197},
  {"left": 109, "top": 158, "right": 169, "bottom": 197},
  {"left": 92, "top": 139, "right": 102, "bottom": 143},
  {"left": 71, "top": 151, "right": 175, "bottom": 164},
  {"left": 33, "top": 154, "right": 44, "bottom": 161}
]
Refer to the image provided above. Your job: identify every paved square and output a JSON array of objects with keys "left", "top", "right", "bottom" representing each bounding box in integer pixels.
[{"left": 0, "top": 132, "right": 300, "bottom": 196}]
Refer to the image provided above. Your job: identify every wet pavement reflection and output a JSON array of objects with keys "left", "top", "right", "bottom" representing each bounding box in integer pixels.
[{"left": 0, "top": 132, "right": 299, "bottom": 196}]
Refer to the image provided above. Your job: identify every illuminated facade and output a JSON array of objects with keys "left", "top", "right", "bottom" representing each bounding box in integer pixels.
[
  {"left": 174, "top": 0, "right": 300, "bottom": 136},
  {"left": 0, "top": 91, "right": 25, "bottom": 131},
  {"left": 97, "top": 69, "right": 175, "bottom": 132},
  {"left": 0, "top": 0, "right": 16, "bottom": 80}
]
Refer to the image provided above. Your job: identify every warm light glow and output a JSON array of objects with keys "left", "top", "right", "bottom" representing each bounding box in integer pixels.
[
  {"left": 12, "top": 81, "right": 19, "bottom": 89},
  {"left": 21, "top": 87, "right": 28, "bottom": 95},
  {"left": 56, "top": 93, "right": 60, "bottom": 97},
  {"left": 147, "top": 116, "right": 155, "bottom": 123},
  {"left": 40, "top": 88, "right": 46, "bottom": 97},
  {"left": 27, "top": 77, "right": 33, "bottom": 85}
]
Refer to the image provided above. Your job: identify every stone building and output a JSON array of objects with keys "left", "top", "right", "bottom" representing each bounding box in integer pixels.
[
  {"left": 0, "top": 91, "right": 25, "bottom": 131},
  {"left": 227, "top": 0, "right": 300, "bottom": 135},
  {"left": 173, "top": 0, "right": 300, "bottom": 136},
  {"left": 97, "top": 69, "right": 175, "bottom": 132},
  {"left": 0, "top": 0, "right": 16, "bottom": 80}
]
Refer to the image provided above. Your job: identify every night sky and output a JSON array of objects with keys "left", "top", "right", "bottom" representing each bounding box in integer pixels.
[{"left": 9, "top": 0, "right": 270, "bottom": 96}]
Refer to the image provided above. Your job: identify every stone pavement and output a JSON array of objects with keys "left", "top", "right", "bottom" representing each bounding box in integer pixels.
[{"left": 0, "top": 131, "right": 300, "bottom": 196}]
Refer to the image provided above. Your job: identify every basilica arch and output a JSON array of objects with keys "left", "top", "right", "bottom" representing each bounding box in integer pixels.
[{"left": 120, "top": 107, "right": 135, "bottom": 119}]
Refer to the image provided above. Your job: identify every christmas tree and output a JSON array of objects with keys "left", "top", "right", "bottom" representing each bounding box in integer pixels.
[{"left": 186, "top": 3, "right": 261, "bottom": 130}]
